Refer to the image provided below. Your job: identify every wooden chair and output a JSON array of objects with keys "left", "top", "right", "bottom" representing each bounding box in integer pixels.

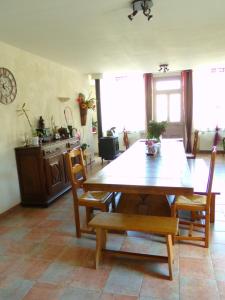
[
  {"left": 171, "top": 146, "right": 217, "bottom": 247},
  {"left": 186, "top": 130, "right": 199, "bottom": 159},
  {"left": 65, "top": 148, "right": 115, "bottom": 238},
  {"left": 123, "top": 128, "right": 129, "bottom": 150}
]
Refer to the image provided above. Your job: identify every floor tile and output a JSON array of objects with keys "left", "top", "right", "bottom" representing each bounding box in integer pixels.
[
  {"left": 57, "top": 245, "right": 95, "bottom": 268},
  {"left": 68, "top": 266, "right": 110, "bottom": 291},
  {"left": 101, "top": 293, "right": 138, "bottom": 299},
  {"left": 22, "top": 282, "right": 63, "bottom": 300},
  {"left": 140, "top": 275, "right": 179, "bottom": 299},
  {"left": 59, "top": 287, "right": 101, "bottom": 300},
  {"left": 0, "top": 278, "right": 34, "bottom": 300},
  {"left": 103, "top": 264, "right": 143, "bottom": 296},
  {"left": 0, "top": 154, "right": 225, "bottom": 300},
  {"left": 180, "top": 276, "right": 220, "bottom": 300},
  {"left": 38, "top": 261, "right": 74, "bottom": 286},
  {"left": 180, "top": 257, "right": 215, "bottom": 279}
]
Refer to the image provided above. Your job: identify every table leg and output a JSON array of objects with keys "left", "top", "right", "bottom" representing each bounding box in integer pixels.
[
  {"left": 210, "top": 194, "right": 215, "bottom": 223},
  {"left": 166, "top": 234, "right": 173, "bottom": 281}
]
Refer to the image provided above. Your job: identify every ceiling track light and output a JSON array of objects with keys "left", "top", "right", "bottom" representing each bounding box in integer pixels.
[
  {"left": 158, "top": 64, "right": 169, "bottom": 72},
  {"left": 128, "top": 0, "right": 153, "bottom": 21}
]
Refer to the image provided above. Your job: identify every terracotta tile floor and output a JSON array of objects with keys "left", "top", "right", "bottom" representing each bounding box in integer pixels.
[{"left": 1, "top": 154, "right": 225, "bottom": 299}]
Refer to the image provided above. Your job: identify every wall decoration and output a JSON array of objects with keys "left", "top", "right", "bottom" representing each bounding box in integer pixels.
[
  {"left": 0, "top": 67, "right": 17, "bottom": 105},
  {"left": 76, "top": 92, "right": 95, "bottom": 126}
]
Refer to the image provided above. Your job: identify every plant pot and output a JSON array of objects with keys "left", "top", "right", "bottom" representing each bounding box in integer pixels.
[
  {"left": 79, "top": 106, "right": 87, "bottom": 126},
  {"left": 32, "top": 136, "right": 39, "bottom": 146}
]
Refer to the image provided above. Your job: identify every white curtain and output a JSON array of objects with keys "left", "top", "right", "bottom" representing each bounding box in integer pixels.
[
  {"left": 193, "top": 67, "right": 225, "bottom": 131},
  {"left": 100, "top": 74, "right": 145, "bottom": 134}
]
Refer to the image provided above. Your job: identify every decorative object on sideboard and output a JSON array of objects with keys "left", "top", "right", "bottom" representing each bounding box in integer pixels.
[
  {"left": 36, "top": 116, "right": 52, "bottom": 143},
  {"left": 128, "top": 0, "right": 153, "bottom": 21},
  {"left": 16, "top": 102, "right": 39, "bottom": 145},
  {"left": 76, "top": 92, "right": 96, "bottom": 126},
  {"left": 0, "top": 67, "right": 17, "bottom": 105},
  {"left": 64, "top": 106, "right": 75, "bottom": 137},
  {"left": 58, "top": 127, "right": 70, "bottom": 139}
]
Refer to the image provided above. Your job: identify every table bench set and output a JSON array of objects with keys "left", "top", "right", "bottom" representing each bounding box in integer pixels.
[{"left": 66, "top": 139, "right": 219, "bottom": 280}]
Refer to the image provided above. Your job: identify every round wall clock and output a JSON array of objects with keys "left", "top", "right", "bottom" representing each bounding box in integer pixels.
[{"left": 0, "top": 67, "right": 17, "bottom": 105}]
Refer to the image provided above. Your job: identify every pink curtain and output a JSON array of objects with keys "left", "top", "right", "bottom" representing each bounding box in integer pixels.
[
  {"left": 144, "top": 73, "right": 153, "bottom": 129},
  {"left": 182, "top": 70, "right": 193, "bottom": 153}
]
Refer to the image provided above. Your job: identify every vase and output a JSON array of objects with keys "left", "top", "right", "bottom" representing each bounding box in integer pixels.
[
  {"left": 79, "top": 106, "right": 87, "bottom": 126},
  {"left": 32, "top": 136, "right": 39, "bottom": 146}
]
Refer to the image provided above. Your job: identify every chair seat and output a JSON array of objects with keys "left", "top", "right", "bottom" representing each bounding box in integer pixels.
[
  {"left": 176, "top": 194, "right": 207, "bottom": 206},
  {"left": 79, "top": 191, "right": 112, "bottom": 204}
]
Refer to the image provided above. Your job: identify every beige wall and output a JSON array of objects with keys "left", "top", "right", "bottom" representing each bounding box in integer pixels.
[{"left": 0, "top": 41, "right": 94, "bottom": 214}]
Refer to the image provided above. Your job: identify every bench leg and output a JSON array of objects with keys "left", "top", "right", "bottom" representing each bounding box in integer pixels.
[
  {"left": 95, "top": 228, "right": 107, "bottom": 269},
  {"left": 166, "top": 234, "right": 174, "bottom": 280}
]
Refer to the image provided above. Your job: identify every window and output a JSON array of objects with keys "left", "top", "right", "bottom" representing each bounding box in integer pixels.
[
  {"left": 153, "top": 76, "right": 182, "bottom": 123},
  {"left": 193, "top": 68, "right": 225, "bottom": 130},
  {"left": 100, "top": 74, "right": 145, "bottom": 133}
]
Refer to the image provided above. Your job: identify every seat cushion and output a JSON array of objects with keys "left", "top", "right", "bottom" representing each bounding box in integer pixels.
[
  {"left": 175, "top": 194, "right": 207, "bottom": 205},
  {"left": 79, "top": 191, "right": 112, "bottom": 203}
]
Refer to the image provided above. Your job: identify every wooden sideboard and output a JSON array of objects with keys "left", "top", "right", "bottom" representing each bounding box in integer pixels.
[{"left": 15, "top": 138, "right": 80, "bottom": 207}]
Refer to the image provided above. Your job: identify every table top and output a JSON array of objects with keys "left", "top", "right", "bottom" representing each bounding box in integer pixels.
[{"left": 84, "top": 139, "right": 194, "bottom": 195}]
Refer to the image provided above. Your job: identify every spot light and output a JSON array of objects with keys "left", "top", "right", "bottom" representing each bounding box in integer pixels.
[
  {"left": 128, "top": 0, "right": 153, "bottom": 21},
  {"left": 158, "top": 64, "right": 169, "bottom": 73}
]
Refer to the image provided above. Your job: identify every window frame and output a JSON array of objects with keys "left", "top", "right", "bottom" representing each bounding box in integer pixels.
[{"left": 153, "top": 75, "right": 183, "bottom": 123}]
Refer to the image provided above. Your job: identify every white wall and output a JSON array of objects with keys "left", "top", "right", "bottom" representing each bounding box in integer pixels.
[{"left": 0, "top": 41, "right": 94, "bottom": 214}]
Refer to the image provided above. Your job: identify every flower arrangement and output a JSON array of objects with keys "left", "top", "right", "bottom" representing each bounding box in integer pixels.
[
  {"left": 76, "top": 92, "right": 95, "bottom": 110},
  {"left": 147, "top": 120, "right": 167, "bottom": 141}
]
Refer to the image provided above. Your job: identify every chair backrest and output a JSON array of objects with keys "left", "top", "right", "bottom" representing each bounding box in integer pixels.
[
  {"left": 123, "top": 129, "right": 129, "bottom": 150},
  {"left": 192, "top": 130, "right": 199, "bottom": 157},
  {"left": 65, "top": 148, "right": 87, "bottom": 190}
]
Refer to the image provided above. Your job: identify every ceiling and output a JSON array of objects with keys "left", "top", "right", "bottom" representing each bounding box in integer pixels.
[{"left": 1, "top": 0, "right": 225, "bottom": 74}]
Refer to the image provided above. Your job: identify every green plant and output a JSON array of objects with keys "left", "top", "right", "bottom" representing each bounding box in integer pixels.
[
  {"left": 92, "top": 120, "right": 98, "bottom": 128},
  {"left": 80, "top": 143, "right": 89, "bottom": 151},
  {"left": 147, "top": 120, "right": 167, "bottom": 141},
  {"left": 17, "top": 102, "right": 37, "bottom": 137}
]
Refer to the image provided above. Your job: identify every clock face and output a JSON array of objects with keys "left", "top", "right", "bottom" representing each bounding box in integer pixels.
[{"left": 0, "top": 68, "right": 17, "bottom": 105}]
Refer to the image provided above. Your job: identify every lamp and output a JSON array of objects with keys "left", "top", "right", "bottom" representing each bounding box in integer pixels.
[
  {"left": 158, "top": 64, "right": 169, "bottom": 72},
  {"left": 128, "top": 0, "right": 153, "bottom": 21}
]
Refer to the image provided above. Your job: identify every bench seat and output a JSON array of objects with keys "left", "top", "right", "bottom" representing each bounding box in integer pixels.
[{"left": 89, "top": 212, "right": 179, "bottom": 280}]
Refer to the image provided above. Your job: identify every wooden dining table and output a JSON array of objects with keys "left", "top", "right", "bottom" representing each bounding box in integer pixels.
[{"left": 84, "top": 139, "right": 194, "bottom": 216}]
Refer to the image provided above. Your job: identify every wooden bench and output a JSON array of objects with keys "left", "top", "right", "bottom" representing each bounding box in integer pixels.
[
  {"left": 188, "top": 159, "right": 220, "bottom": 223},
  {"left": 89, "top": 212, "right": 179, "bottom": 280}
]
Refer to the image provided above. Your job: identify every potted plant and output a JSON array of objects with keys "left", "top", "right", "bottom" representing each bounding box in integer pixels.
[
  {"left": 80, "top": 143, "right": 89, "bottom": 152},
  {"left": 17, "top": 102, "right": 39, "bottom": 145},
  {"left": 147, "top": 120, "right": 167, "bottom": 142},
  {"left": 92, "top": 120, "right": 98, "bottom": 133}
]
